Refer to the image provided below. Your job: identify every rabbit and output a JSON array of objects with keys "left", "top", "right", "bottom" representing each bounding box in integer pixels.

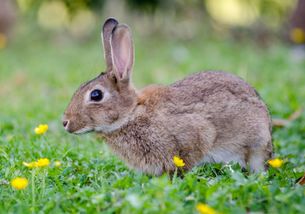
[{"left": 63, "top": 18, "right": 273, "bottom": 176}]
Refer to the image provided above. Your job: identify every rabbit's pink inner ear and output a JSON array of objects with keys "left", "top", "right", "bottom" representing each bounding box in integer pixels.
[
  {"left": 110, "top": 24, "right": 134, "bottom": 80},
  {"left": 102, "top": 18, "right": 119, "bottom": 71}
]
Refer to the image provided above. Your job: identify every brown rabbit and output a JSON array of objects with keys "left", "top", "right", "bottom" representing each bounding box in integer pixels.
[{"left": 63, "top": 18, "right": 272, "bottom": 176}]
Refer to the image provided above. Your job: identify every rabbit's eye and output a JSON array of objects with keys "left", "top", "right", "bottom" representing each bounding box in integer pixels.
[{"left": 90, "top": 89, "right": 103, "bottom": 101}]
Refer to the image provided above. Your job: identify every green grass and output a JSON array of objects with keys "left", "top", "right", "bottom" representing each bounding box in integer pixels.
[{"left": 0, "top": 28, "right": 305, "bottom": 213}]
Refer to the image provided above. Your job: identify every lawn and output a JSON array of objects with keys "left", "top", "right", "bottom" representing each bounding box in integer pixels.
[{"left": 0, "top": 27, "right": 304, "bottom": 213}]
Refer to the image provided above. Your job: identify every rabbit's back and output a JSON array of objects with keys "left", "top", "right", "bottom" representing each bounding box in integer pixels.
[
  {"left": 171, "top": 71, "right": 258, "bottom": 102},
  {"left": 166, "top": 71, "right": 269, "bottom": 122}
]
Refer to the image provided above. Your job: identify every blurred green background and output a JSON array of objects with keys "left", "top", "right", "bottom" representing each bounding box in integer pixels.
[
  {"left": 2, "top": 0, "right": 303, "bottom": 42},
  {"left": 0, "top": 0, "right": 305, "bottom": 213}
]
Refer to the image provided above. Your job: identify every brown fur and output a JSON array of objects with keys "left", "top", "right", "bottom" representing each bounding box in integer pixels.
[{"left": 63, "top": 18, "right": 273, "bottom": 175}]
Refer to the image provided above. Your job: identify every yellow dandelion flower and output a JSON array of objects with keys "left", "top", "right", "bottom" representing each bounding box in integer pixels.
[
  {"left": 290, "top": 28, "right": 305, "bottom": 44},
  {"left": 23, "top": 158, "right": 50, "bottom": 168},
  {"left": 196, "top": 203, "right": 216, "bottom": 214},
  {"left": 36, "top": 158, "right": 50, "bottom": 167},
  {"left": 268, "top": 158, "right": 283, "bottom": 168},
  {"left": 173, "top": 156, "right": 185, "bottom": 167},
  {"left": 11, "top": 177, "right": 29, "bottom": 190},
  {"left": 54, "top": 161, "right": 61, "bottom": 167},
  {"left": 34, "top": 124, "right": 48, "bottom": 135}
]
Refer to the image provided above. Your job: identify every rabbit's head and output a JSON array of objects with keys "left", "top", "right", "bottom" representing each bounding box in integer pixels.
[{"left": 63, "top": 18, "right": 136, "bottom": 134}]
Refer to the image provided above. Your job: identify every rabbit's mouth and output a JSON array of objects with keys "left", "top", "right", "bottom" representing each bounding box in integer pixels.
[{"left": 73, "top": 127, "right": 94, "bottom": 135}]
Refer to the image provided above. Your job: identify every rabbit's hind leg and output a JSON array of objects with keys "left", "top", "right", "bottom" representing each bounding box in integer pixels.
[
  {"left": 247, "top": 148, "right": 266, "bottom": 172},
  {"left": 247, "top": 140, "right": 272, "bottom": 172}
]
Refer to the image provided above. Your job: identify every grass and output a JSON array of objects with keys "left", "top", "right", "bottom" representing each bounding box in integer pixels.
[{"left": 0, "top": 26, "right": 305, "bottom": 213}]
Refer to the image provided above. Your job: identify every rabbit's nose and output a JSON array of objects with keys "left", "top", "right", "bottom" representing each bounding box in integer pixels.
[{"left": 63, "top": 120, "right": 69, "bottom": 128}]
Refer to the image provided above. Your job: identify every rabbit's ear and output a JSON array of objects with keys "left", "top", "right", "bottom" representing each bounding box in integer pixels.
[
  {"left": 110, "top": 24, "right": 134, "bottom": 81},
  {"left": 102, "top": 18, "right": 119, "bottom": 71}
]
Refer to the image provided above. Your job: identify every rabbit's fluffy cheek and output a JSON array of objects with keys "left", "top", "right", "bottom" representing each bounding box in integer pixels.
[{"left": 88, "top": 107, "right": 119, "bottom": 126}]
